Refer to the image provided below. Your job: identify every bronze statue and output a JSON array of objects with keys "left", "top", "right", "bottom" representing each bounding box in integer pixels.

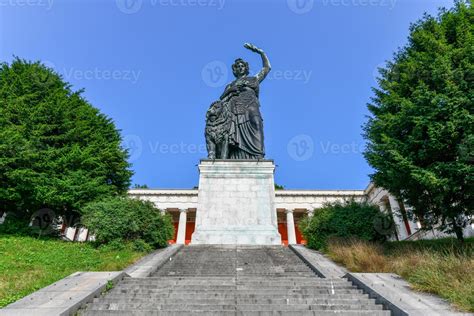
[{"left": 205, "top": 43, "right": 271, "bottom": 159}]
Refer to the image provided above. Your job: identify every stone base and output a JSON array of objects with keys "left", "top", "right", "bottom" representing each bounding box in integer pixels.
[
  {"left": 192, "top": 227, "right": 281, "bottom": 245},
  {"left": 191, "top": 160, "right": 282, "bottom": 245}
]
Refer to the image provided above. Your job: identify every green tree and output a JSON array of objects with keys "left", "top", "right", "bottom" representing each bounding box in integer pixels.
[
  {"left": 274, "top": 184, "right": 285, "bottom": 190},
  {"left": 0, "top": 58, "right": 132, "bottom": 223},
  {"left": 133, "top": 184, "right": 149, "bottom": 189},
  {"left": 363, "top": 1, "right": 473, "bottom": 241}
]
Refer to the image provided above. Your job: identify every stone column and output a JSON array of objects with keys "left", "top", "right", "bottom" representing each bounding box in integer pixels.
[
  {"left": 388, "top": 195, "right": 406, "bottom": 240},
  {"left": 286, "top": 209, "right": 297, "bottom": 245},
  {"left": 176, "top": 208, "right": 188, "bottom": 245}
]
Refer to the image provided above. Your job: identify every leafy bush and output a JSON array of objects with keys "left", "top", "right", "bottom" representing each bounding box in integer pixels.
[
  {"left": 0, "top": 215, "right": 33, "bottom": 236},
  {"left": 132, "top": 239, "right": 153, "bottom": 252},
  {"left": 81, "top": 196, "right": 174, "bottom": 249},
  {"left": 300, "top": 200, "right": 394, "bottom": 250}
]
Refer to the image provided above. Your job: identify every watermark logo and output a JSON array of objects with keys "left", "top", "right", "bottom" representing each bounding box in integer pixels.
[
  {"left": 123, "top": 134, "right": 143, "bottom": 162},
  {"left": 287, "top": 0, "right": 314, "bottom": 14},
  {"left": 202, "top": 60, "right": 228, "bottom": 88},
  {"left": 288, "top": 134, "right": 314, "bottom": 161},
  {"left": 30, "top": 208, "right": 56, "bottom": 235},
  {"left": 116, "top": 0, "right": 143, "bottom": 14},
  {"left": 373, "top": 213, "right": 395, "bottom": 236}
]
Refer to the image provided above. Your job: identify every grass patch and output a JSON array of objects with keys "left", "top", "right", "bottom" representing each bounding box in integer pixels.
[
  {"left": 325, "top": 237, "right": 474, "bottom": 312},
  {"left": 0, "top": 235, "right": 149, "bottom": 308}
]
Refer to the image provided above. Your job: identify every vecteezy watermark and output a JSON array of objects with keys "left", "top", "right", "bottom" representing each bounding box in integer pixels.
[
  {"left": 116, "top": 0, "right": 225, "bottom": 14},
  {"left": 202, "top": 61, "right": 312, "bottom": 87},
  {"left": 62, "top": 67, "right": 141, "bottom": 84},
  {"left": 149, "top": 141, "right": 207, "bottom": 155},
  {"left": 319, "top": 141, "right": 364, "bottom": 155},
  {"left": 122, "top": 135, "right": 208, "bottom": 161},
  {"left": 40, "top": 61, "right": 141, "bottom": 84},
  {"left": 0, "top": 0, "right": 54, "bottom": 10},
  {"left": 267, "top": 69, "right": 312, "bottom": 84},
  {"left": 202, "top": 60, "right": 228, "bottom": 88},
  {"left": 122, "top": 134, "right": 143, "bottom": 162},
  {"left": 322, "top": 0, "right": 396, "bottom": 8},
  {"left": 287, "top": 0, "right": 314, "bottom": 14},
  {"left": 287, "top": 134, "right": 315, "bottom": 161}
]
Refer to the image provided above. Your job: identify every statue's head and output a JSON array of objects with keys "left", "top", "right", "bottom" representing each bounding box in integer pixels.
[{"left": 232, "top": 58, "right": 249, "bottom": 78}]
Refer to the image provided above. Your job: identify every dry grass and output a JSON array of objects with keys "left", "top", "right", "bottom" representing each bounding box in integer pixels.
[{"left": 326, "top": 238, "right": 474, "bottom": 312}]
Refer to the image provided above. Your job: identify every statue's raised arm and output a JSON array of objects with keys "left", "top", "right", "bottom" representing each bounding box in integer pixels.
[{"left": 244, "top": 43, "right": 271, "bottom": 83}]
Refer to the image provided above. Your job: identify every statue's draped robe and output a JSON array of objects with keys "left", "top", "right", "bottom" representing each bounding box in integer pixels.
[{"left": 221, "top": 76, "right": 265, "bottom": 159}]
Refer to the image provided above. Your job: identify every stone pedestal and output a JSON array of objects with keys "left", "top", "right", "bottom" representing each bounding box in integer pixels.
[{"left": 191, "top": 160, "right": 281, "bottom": 245}]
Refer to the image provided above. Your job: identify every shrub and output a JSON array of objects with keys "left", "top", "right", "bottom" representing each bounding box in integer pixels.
[
  {"left": 0, "top": 213, "right": 60, "bottom": 238},
  {"left": 0, "top": 215, "right": 33, "bottom": 236},
  {"left": 300, "top": 200, "right": 394, "bottom": 250},
  {"left": 81, "top": 196, "right": 174, "bottom": 249}
]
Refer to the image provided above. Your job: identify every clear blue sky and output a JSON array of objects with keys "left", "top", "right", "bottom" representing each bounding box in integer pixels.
[{"left": 0, "top": 0, "right": 454, "bottom": 189}]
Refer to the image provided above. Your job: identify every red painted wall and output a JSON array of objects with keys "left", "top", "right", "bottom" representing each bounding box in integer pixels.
[
  {"left": 278, "top": 223, "right": 288, "bottom": 245},
  {"left": 169, "top": 222, "right": 195, "bottom": 245},
  {"left": 171, "top": 221, "right": 304, "bottom": 245},
  {"left": 185, "top": 222, "right": 195, "bottom": 245}
]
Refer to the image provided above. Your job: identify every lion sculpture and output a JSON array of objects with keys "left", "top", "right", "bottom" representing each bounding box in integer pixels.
[{"left": 205, "top": 100, "right": 233, "bottom": 159}]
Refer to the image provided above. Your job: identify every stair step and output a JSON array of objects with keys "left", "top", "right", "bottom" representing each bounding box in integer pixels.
[
  {"left": 82, "top": 310, "right": 391, "bottom": 316},
  {"left": 100, "top": 293, "right": 371, "bottom": 300},
  {"left": 93, "top": 297, "right": 378, "bottom": 305},
  {"left": 114, "top": 284, "right": 356, "bottom": 290},
  {"left": 121, "top": 279, "right": 349, "bottom": 285},
  {"left": 87, "top": 303, "right": 384, "bottom": 311},
  {"left": 109, "top": 289, "right": 365, "bottom": 296}
]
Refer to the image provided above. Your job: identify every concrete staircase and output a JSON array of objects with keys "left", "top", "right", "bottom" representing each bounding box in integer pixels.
[{"left": 81, "top": 246, "right": 390, "bottom": 315}]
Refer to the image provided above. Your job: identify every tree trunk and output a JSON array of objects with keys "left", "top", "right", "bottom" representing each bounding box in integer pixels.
[{"left": 452, "top": 221, "right": 465, "bottom": 243}]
